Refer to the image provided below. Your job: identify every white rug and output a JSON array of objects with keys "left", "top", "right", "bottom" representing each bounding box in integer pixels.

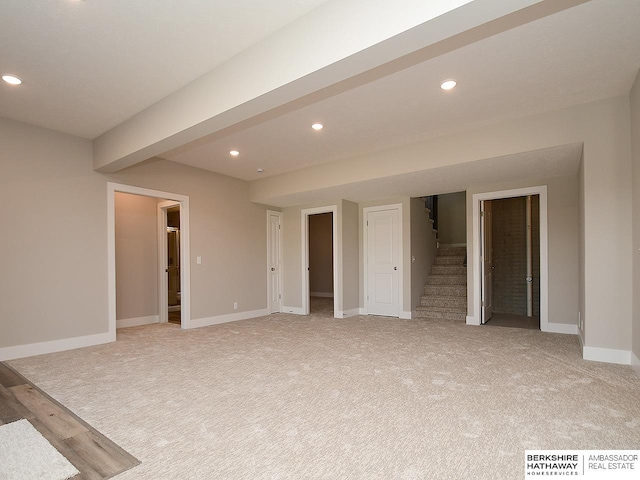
[{"left": 0, "top": 419, "right": 78, "bottom": 480}]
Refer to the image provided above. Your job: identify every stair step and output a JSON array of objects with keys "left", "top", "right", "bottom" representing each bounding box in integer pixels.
[
  {"left": 426, "top": 275, "right": 466, "bottom": 285},
  {"left": 424, "top": 284, "right": 467, "bottom": 297},
  {"left": 431, "top": 265, "right": 467, "bottom": 276},
  {"left": 420, "top": 296, "right": 467, "bottom": 309},
  {"left": 437, "top": 247, "right": 466, "bottom": 256},
  {"left": 414, "top": 309, "right": 466, "bottom": 321},
  {"left": 434, "top": 255, "right": 465, "bottom": 265},
  {"left": 416, "top": 305, "right": 466, "bottom": 314}
]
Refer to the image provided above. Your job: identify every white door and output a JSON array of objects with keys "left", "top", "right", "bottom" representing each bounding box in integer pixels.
[
  {"left": 268, "top": 212, "right": 282, "bottom": 313},
  {"left": 366, "top": 208, "right": 400, "bottom": 317},
  {"left": 481, "top": 200, "right": 494, "bottom": 324}
]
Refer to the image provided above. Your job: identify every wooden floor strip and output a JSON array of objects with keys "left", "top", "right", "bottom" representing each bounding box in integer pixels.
[
  {"left": 0, "top": 383, "right": 33, "bottom": 424},
  {"left": 66, "top": 430, "right": 138, "bottom": 478},
  {"left": 29, "top": 416, "right": 104, "bottom": 480},
  {"left": 0, "top": 362, "right": 140, "bottom": 479},
  {"left": 10, "top": 384, "right": 89, "bottom": 439},
  {"left": 0, "top": 362, "right": 26, "bottom": 388}
]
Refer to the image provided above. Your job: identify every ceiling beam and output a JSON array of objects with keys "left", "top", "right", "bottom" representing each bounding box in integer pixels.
[{"left": 93, "top": 0, "right": 584, "bottom": 173}]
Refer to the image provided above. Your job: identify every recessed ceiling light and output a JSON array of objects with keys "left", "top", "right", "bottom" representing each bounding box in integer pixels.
[
  {"left": 229, "top": 150, "right": 240, "bottom": 157},
  {"left": 440, "top": 80, "right": 457, "bottom": 91},
  {"left": 311, "top": 123, "right": 323, "bottom": 131},
  {"left": 257, "top": 168, "right": 264, "bottom": 173},
  {"left": 2, "top": 74, "right": 22, "bottom": 85}
]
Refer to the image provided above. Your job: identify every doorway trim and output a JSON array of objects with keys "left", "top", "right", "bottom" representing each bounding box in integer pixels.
[
  {"left": 266, "top": 210, "right": 283, "bottom": 313},
  {"left": 362, "top": 203, "right": 404, "bottom": 318},
  {"left": 301, "top": 206, "right": 338, "bottom": 317},
  {"left": 470, "top": 186, "right": 548, "bottom": 331},
  {"left": 108, "top": 182, "right": 191, "bottom": 337}
]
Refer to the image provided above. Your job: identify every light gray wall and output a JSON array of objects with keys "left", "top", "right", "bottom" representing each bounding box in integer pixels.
[
  {"left": 281, "top": 200, "right": 357, "bottom": 314},
  {"left": 0, "top": 119, "right": 104, "bottom": 347},
  {"left": 282, "top": 206, "right": 303, "bottom": 309},
  {"left": 309, "top": 213, "right": 333, "bottom": 296},
  {"left": 580, "top": 98, "right": 633, "bottom": 351},
  {"left": 341, "top": 200, "right": 360, "bottom": 312},
  {"left": 0, "top": 117, "right": 270, "bottom": 350},
  {"left": 466, "top": 175, "right": 580, "bottom": 327},
  {"left": 281, "top": 202, "right": 342, "bottom": 312},
  {"left": 109, "top": 159, "right": 269, "bottom": 321},
  {"left": 631, "top": 69, "right": 640, "bottom": 369},
  {"left": 437, "top": 192, "right": 466, "bottom": 245},
  {"left": 410, "top": 198, "right": 438, "bottom": 312},
  {"left": 115, "top": 192, "right": 159, "bottom": 320}
]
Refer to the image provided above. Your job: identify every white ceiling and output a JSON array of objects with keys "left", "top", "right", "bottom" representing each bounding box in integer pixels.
[
  {"left": 0, "top": 0, "right": 329, "bottom": 138},
  {"left": 1, "top": 0, "right": 639, "bottom": 191},
  {"left": 161, "top": 0, "right": 640, "bottom": 181}
]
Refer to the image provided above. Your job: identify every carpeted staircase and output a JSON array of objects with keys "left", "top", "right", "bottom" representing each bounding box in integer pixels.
[{"left": 415, "top": 246, "right": 467, "bottom": 321}]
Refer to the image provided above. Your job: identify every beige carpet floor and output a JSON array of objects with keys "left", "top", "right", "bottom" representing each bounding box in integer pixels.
[{"left": 8, "top": 308, "right": 640, "bottom": 479}]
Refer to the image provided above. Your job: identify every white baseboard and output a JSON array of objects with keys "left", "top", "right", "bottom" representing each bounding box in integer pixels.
[
  {"left": 543, "top": 322, "right": 578, "bottom": 335},
  {"left": 189, "top": 308, "right": 269, "bottom": 329},
  {"left": 116, "top": 315, "right": 159, "bottom": 329},
  {"left": 353, "top": 308, "right": 409, "bottom": 319},
  {"left": 338, "top": 308, "right": 359, "bottom": 318},
  {"left": 582, "top": 345, "right": 631, "bottom": 365},
  {"left": 0, "top": 331, "right": 114, "bottom": 361},
  {"left": 282, "top": 306, "right": 305, "bottom": 315},
  {"left": 630, "top": 351, "right": 640, "bottom": 379},
  {"left": 310, "top": 292, "right": 334, "bottom": 298}
]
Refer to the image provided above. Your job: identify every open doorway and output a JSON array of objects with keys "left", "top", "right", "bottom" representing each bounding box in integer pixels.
[
  {"left": 166, "top": 206, "right": 181, "bottom": 325},
  {"left": 301, "top": 206, "right": 338, "bottom": 317},
  {"left": 481, "top": 196, "right": 540, "bottom": 329},
  {"left": 308, "top": 212, "right": 334, "bottom": 315},
  {"left": 471, "top": 185, "right": 548, "bottom": 331},
  {"left": 108, "top": 183, "right": 191, "bottom": 337}
]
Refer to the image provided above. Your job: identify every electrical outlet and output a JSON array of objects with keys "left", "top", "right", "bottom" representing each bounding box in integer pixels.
[{"left": 233, "top": 302, "right": 238, "bottom": 310}]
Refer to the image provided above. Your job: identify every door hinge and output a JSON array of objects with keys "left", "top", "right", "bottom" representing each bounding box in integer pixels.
[
  {"left": 481, "top": 211, "right": 485, "bottom": 217},
  {"left": 279, "top": 294, "right": 281, "bottom": 299},
  {"left": 279, "top": 224, "right": 281, "bottom": 229},
  {"left": 481, "top": 301, "right": 485, "bottom": 307},
  {"left": 366, "top": 220, "right": 369, "bottom": 226}
]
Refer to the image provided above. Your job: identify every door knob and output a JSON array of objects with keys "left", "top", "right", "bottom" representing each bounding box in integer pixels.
[
  {"left": 393, "top": 266, "right": 398, "bottom": 271},
  {"left": 271, "top": 267, "right": 275, "bottom": 271}
]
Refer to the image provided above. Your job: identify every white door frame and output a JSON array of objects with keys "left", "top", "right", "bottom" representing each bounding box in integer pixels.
[
  {"left": 301, "top": 206, "right": 338, "bottom": 317},
  {"left": 470, "top": 186, "right": 548, "bottom": 330},
  {"left": 267, "top": 210, "right": 283, "bottom": 313},
  {"left": 363, "top": 203, "right": 404, "bottom": 317},
  {"left": 108, "top": 182, "right": 191, "bottom": 337},
  {"left": 158, "top": 201, "right": 180, "bottom": 324}
]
